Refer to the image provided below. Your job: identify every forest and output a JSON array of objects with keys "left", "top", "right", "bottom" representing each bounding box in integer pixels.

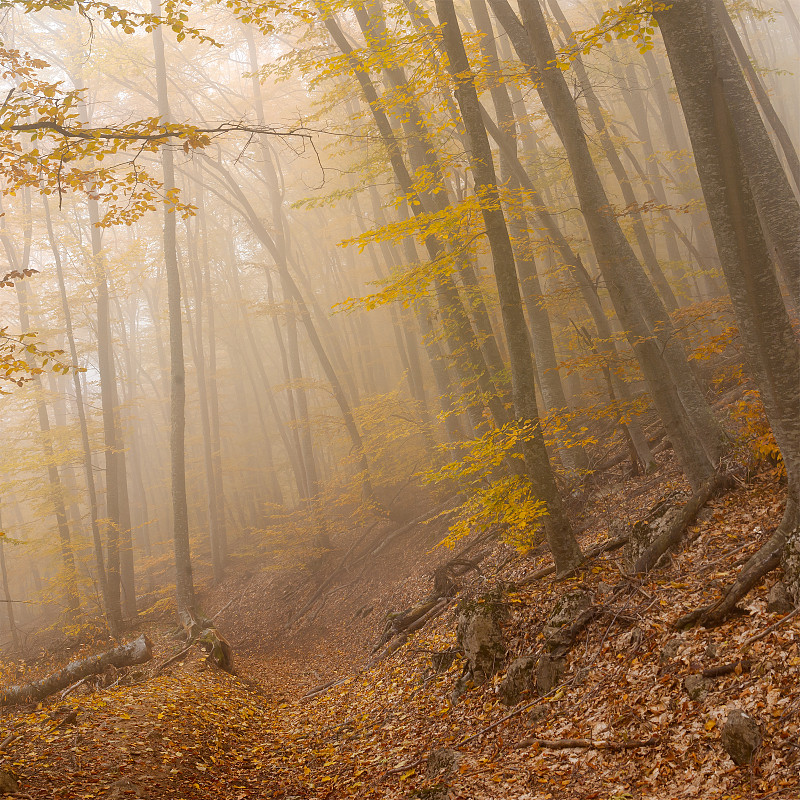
[{"left": 0, "top": 0, "right": 798, "bottom": 797}]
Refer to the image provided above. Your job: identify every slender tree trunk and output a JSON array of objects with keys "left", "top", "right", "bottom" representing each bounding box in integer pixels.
[
  {"left": 436, "top": 0, "right": 583, "bottom": 573},
  {"left": 469, "top": 0, "right": 588, "bottom": 473},
  {"left": 488, "top": 0, "right": 723, "bottom": 487},
  {"left": 42, "top": 193, "right": 115, "bottom": 634},
  {"left": 324, "top": 13, "right": 509, "bottom": 435},
  {"left": 406, "top": 0, "right": 654, "bottom": 469},
  {"left": 0, "top": 509, "right": 19, "bottom": 652},
  {"left": 707, "top": 0, "right": 800, "bottom": 309},
  {"left": 151, "top": 0, "right": 195, "bottom": 617},
  {"left": 183, "top": 216, "right": 225, "bottom": 583}
]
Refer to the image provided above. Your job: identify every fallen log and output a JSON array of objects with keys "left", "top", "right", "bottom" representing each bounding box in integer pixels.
[
  {"left": 515, "top": 735, "right": 659, "bottom": 751},
  {"left": 0, "top": 635, "right": 152, "bottom": 706}
]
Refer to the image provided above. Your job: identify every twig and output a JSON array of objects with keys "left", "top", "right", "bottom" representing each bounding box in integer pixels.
[
  {"left": 301, "top": 675, "right": 352, "bottom": 702},
  {"left": 211, "top": 598, "right": 235, "bottom": 621},
  {"left": 744, "top": 605, "right": 800, "bottom": 646},
  {"left": 60, "top": 677, "right": 88, "bottom": 700},
  {"left": 155, "top": 645, "right": 192, "bottom": 674}
]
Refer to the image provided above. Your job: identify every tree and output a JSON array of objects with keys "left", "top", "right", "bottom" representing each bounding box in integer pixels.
[
  {"left": 655, "top": 0, "right": 800, "bottom": 620},
  {"left": 434, "top": 0, "right": 583, "bottom": 574}
]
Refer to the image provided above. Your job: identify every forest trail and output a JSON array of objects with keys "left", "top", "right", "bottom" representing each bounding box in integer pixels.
[{"left": 2, "top": 460, "right": 799, "bottom": 800}]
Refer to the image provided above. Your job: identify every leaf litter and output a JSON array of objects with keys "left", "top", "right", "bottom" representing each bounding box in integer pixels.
[{"left": 1, "top": 459, "right": 798, "bottom": 799}]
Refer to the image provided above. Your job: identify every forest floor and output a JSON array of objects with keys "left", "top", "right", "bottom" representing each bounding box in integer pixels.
[{"left": 1, "top": 456, "right": 799, "bottom": 799}]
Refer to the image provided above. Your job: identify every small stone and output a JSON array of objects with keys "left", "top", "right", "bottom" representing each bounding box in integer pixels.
[
  {"left": 0, "top": 770, "right": 18, "bottom": 795},
  {"left": 536, "top": 653, "right": 566, "bottom": 695},
  {"left": 684, "top": 674, "right": 711, "bottom": 701},
  {"left": 766, "top": 581, "right": 794, "bottom": 614},
  {"left": 426, "top": 748, "right": 459, "bottom": 780},
  {"left": 497, "top": 655, "right": 536, "bottom": 706},
  {"left": 659, "top": 636, "right": 683, "bottom": 666},
  {"left": 721, "top": 709, "right": 761, "bottom": 766}
]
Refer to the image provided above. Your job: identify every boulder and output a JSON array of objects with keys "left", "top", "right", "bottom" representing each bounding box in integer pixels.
[
  {"left": 721, "top": 709, "right": 761, "bottom": 766},
  {"left": 497, "top": 656, "right": 536, "bottom": 706},
  {"left": 0, "top": 770, "right": 17, "bottom": 795},
  {"left": 625, "top": 494, "right": 689, "bottom": 569}
]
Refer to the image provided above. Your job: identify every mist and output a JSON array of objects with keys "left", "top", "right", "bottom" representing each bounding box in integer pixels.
[{"left": 0, "top": 0, "right": 799, "bottom": 796}]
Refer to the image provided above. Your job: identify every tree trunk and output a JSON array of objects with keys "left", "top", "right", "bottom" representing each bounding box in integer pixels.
[
  {"left": 435, "top": 0, "right": 583, "bottom": 574},
  {"left": 469, "top": 0, "right": 589, "bottom": 473},
  {"left": 0, "top": 509, "right": 19, "bottom": 652},
  {"left": 709, "top": 0, "right": 800, "bottom": 309},
  {"left": 488, "top": 0, "right": 723, "bottom": 488},
  {"left": 0, "top": 636, "right": 152, "bottom": 706},
  {"left": 656, "top": 0, "right": 800, "bottom": 610},
  {"left": 151, "top": 0, "right": 195, "bottom": 617},
  {"left": 42, "top": 192, "right": 114, "bottom": 635}
]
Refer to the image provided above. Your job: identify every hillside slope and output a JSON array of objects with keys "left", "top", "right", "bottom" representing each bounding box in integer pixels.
[{"left": 1, "top": 460, "right": 798, "bottom": 800}]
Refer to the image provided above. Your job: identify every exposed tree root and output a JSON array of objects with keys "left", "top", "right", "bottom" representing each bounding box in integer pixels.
[
  {"left": 675, "top": 529, "right": 785, "bottom": 629},
  {"left": 519, "top": 533, "right": 629, "bottom": 586},
  {"left": 634, "top": 472, "right": 729, "bottom": 575},
  {"left": 0, "top": 635, "right": 152, "bottom": 706}
]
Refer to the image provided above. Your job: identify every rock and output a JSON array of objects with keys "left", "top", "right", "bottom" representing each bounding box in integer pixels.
[
  {"left": 456, "top": 598, "right": 506, "bottom": 685},
  {"left": 659, "top": 636, "right": 683, "bottom": 666},
  {"left": 766, "top": 581, "right": 794, "bottom": 614},
  {"left": 536, "top": 653, "right": 566, "bottom": 695},
  {"left": 0, "top": 769, "right": 18, "bottom": 795},
  {"left": 410, "top": 787, "right": 448, "bottom": 800},
  {"left": 543, "top": 589, "right": 593, "bottom": 652},
  {"left": 721, "top": 709, "right": 761, "bottom": 766},
  {"left": 497, "top": 655, "right": 536, "bottom": 706},
  {"left": 683, "top": 674, "right": 711, "bottom": 701},
  {"left": 426, "top": 748, "right": 459, "bottom": 780}
]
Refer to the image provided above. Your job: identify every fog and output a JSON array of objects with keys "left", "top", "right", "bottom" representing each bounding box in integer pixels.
[{"left": 0, "top": 0, "right": 798, "bottom": 650}]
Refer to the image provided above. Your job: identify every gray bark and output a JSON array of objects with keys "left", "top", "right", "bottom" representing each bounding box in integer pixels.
[
  {"left": 657, "top": 0, "right": 800, "bottom": 617},
  {"left": 151, "top": 0, "right": 195, "bottom": 617},
  {"left": 435, "top": 0, "right": 583, "bottom": 573}
]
